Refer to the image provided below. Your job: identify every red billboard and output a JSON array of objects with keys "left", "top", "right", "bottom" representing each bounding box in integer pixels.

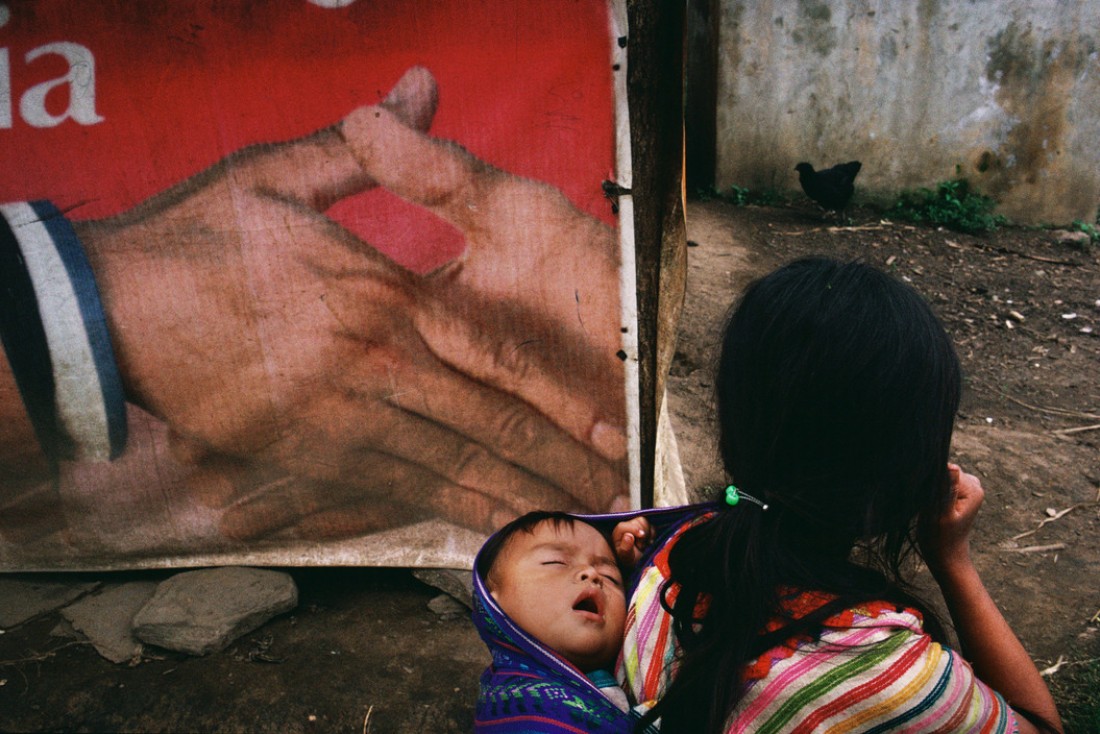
[{"left": 0, "top": 0, "right": 636, "bottom": 569}]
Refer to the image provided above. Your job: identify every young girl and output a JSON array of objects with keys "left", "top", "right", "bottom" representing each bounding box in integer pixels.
[{"left": 618, "top": 257, "right": 1062, "bottom": 734}]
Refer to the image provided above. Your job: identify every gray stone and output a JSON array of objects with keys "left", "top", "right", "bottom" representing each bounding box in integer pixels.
[
  {"left": 49, "top": 619, "right": 81, "bottom": 639},
  {"left": 132, "top": 567, "right": 297, "bottom": 656},
  {"left": 1052, "top": 230, "right": 1093, "bottom": 248},
  {"left": 61, "top": 582, "right": 158, "bottom": 664},
  {"left": 427, "top": 593, "right": 467, "bottom": 620},
  {"left": 0, "top": 579, "right": 100, "bottom": 629},
  {"left": 412, "top": 568, "right": 473, "bottom": 610}
]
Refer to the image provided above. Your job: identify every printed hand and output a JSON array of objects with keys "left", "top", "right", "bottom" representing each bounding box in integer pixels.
[{"left": 73, "top": 67, "right": 628, "bottom": 538}]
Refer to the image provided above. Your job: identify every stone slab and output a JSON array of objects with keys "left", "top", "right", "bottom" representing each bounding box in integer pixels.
[
  {"left": 132, "top": 567, "right": 297, "bottom": 656},
  {"left": 427, "top": 593, "right": 467, "bottom": 620},
  {"left": 61, "top": 582, "right": 159, "bottom": 664},
  {"left": 0, "top": 579, "right": 100, "bottom": 629},
  {"left": 412, "top": 568, "right": 473, "bottom": 610}
]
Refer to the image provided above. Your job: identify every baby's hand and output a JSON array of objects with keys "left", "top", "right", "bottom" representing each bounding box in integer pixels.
[{"left": 612, "top": 516, "right": 653, "bottom": 568}]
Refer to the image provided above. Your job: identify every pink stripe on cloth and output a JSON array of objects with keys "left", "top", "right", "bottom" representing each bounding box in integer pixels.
[
  {"left": 475, "top": 714, "right": 592, "bottom": 733},
  {"left": 792, "top": 633, "right": 931, "bottom": 734},
  {"left": 905, "top": 647, "right": 974, "bottom": 731},
  {"left": 730, "top": 627, "right": 883, "bottom": 732}
]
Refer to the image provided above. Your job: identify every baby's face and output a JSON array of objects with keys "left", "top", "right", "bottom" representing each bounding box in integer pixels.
[{"left": 490, "top": 521, "right": 626, "bottom": 672}]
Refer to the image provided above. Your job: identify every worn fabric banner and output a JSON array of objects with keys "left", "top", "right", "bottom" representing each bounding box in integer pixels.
[{"left": 0, "top": 0, "right": 637, "bottom": 569}]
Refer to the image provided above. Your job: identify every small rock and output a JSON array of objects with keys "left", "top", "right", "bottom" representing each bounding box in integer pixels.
[
  {"left": 62, "top": 582, "right": 158, "bottom": 664},
  {"left": 427, "top": 594, "right": 467, "bottom": 620},
  {"left": 132, "top": 568, "right": 297, "bottom": 656},
  {"left": 49, "top": 618, "right": 81, "bottom": 639},
  {"left": 1052, "top": 230, "right": 1092, "bottom": 248},
  {"left": 412, "top": 568, "right": 473, "bottom": 610},
  {"left": 0, "top": 579, "right": 100, "bottom": 629}
]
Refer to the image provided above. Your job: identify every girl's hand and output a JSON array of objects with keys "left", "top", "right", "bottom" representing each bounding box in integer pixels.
[
  {"left": 920, "top": 463, "right": 985, "bottom": 577},
  {"left": 612, "top": 517, "right": 653, "bottom": 568},
  {"left": 921, "top": 465, "right": 1064, "bottom": 734}
]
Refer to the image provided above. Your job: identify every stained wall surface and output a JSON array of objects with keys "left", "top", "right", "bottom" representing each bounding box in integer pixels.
[{"left": 714, "top": 0, "right": 1100, "bottom": 224}]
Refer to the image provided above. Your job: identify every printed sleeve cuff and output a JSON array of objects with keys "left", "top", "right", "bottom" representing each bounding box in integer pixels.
[{"left": 0, "top": 201, "right": 127, "bottom": 461}]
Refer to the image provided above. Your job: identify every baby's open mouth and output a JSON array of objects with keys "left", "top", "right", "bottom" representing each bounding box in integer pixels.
[{"left": 572, "top": 589, "right": 603, "bottom": 616}]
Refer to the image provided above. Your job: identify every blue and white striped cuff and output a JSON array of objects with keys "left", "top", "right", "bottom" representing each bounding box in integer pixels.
[{"left": 0, "top": 201, "right": 127, "bottom": 461}]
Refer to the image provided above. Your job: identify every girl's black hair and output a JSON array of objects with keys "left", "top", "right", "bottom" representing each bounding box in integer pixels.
[{"left": 642, "top": 257, "right": 962, "bottom": 734}]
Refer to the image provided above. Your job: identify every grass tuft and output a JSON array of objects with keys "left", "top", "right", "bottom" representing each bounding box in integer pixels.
[
  {"left": 1048, "top": 657, "right": 1100, "bottom": 734},
  {"left": 1069, "top": 218, "right": 1099, "bottom": 244},
  {"left": 691, "top": 185, "right": 785, "bottom": 206},
  {"left": 887, "top": 179, "right": 1007, "bottom": 234}
]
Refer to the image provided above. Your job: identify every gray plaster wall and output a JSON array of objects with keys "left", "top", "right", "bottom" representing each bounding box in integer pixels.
[{"left": 714, "top": 0, "right": 1100, "bottom": 224}]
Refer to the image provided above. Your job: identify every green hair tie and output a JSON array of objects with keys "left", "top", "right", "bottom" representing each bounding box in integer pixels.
[{"left": 725, "top": 485, "right": 769, "bottom": 510}]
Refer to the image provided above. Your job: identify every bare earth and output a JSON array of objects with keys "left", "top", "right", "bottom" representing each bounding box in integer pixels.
[
  {"left": 0, "top": 199, "right": 1097, "bottom": 732},
  {"left": 673, "top": 199, "right": 1100, "bottom": 668}
]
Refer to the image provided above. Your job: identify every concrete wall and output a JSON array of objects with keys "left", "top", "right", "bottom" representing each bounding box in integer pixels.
[{"left": 714, "top": 0, "right": 1100, "bottom": 224}]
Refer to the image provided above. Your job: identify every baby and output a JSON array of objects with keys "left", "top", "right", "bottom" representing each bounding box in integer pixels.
[{"left": 472, "top": 511, "right": 651, "bottom": 733}]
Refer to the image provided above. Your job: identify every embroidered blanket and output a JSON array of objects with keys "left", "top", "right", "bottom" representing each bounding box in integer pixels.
[{"left": 472, "top": 508, "right": 690, "bottom": 733}]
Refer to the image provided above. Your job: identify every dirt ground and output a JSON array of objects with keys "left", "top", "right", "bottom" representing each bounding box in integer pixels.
[
  {"left": 671, "top": 199, "right": 1100, "bottom": 668},
  {"left": 1, "top": 199, "right": 1097, "bottom": 733}
]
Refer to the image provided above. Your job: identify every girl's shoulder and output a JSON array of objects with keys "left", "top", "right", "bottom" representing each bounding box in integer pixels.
[
  {"left": 743, "top": 589, "right": 925, "bottom": 681},
  {"left": 733, "top": 597, "right": 1018, "bottom": 734}
]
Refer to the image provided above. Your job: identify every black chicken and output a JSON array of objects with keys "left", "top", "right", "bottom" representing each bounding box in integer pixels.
[{"left": 795, "top": 160, "right": 862, "bottom": 218}]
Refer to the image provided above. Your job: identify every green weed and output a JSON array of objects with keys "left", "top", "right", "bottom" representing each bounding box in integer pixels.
[
  {"left": 1049, "top": 657, "right": 1100, "bottom": 734},
  {"left": 692, "top": 186, "right": 719, "bottom": 202},
  {"left": 720, "top": 185, "right": 783, "bottom": 207},
  {"left": 887, "top": 179, "right": 1007, "bottom": 234},
  {"left": 1069, "top": 218, "right": 1099, "bottom": 244}
]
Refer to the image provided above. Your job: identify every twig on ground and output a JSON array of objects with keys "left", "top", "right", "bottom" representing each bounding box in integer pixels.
[
  {"left": 777, "top": 224, "right": 891, "bottom": 236},
  {"left": 1052, "top": 423, "right": 1100, "bottom": 436},
  {"left": 950, "top": 238, "right": 1084, "bottom": 266},
  {"left": 1040, "top": 655, "right": 1067, "bottom": 677},
  {"left": 1002, "top": 543, "right": 1067, "bottom": 553},
  {"left": 995, "top": 391, "right": 1100, "bottom": 421},
  {"left": 362, "top": 705, "right": 374, "bottom": 734},
  {"left": 0, "top": 640, "right": 90, "bottom": 667},
  {"left": 1012, "top": 504, "right": 1089, "bottom": 540}
]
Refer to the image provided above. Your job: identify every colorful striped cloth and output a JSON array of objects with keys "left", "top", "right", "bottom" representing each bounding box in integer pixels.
[{"left": 620, "top": 509, "right": 1019, "bottom": 733}]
